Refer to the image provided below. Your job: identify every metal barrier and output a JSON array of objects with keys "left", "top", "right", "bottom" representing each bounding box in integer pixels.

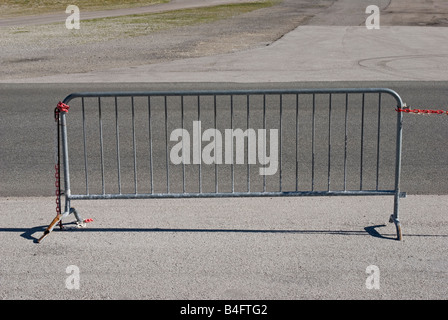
[{"left": 39, "top": 88, "right": 406, "bottom": 242}]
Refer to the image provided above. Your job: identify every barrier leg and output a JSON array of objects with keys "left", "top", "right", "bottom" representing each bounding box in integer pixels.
[
  {"left": 37, "top": 207, "right": 86, "bottom": 243},
  {"left": 389, "top": 215, "right": 403, "bottom": 241},
  {"left": 37, "top": 209, "right": 70, "bottom": 243},
  {"left": 37, "top": 213, "right": 63, "bottom": 243},
  {"left": 71, "top": 207, "right": 86, "bottom": 228},
  {"left": 395, "top": 219, "right": 403, "bottom": 241},
  {"left": 389, "top": 193, "right": 403, "bottom": 241}
]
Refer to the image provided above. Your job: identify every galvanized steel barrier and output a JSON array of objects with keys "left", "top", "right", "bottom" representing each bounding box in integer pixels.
[{"left": 40, "top": 88, "right": 406, "bottom": 241}]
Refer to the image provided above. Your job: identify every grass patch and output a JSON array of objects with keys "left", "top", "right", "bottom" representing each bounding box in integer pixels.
[{"left": 0, "top": 0, "right": 169, "bottom": 17}]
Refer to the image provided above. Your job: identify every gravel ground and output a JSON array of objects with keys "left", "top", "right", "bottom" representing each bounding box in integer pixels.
[
  {"left": 0, "top": 0, "right": 333, "bottom": 80},
  {"left": 1, "top": 0, "right": 447, "bottom": 82}
]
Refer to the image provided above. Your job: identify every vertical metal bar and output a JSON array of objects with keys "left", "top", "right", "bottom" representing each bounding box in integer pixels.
[
  {"left": 181, "top": 95, "right": 185, "bottom": 193},
  {"left": 115, "top": 96, "right": 121, "bottom": 194},
  {"left": 198, "top": 95, "right": 202, "bottom": 193},
  {"left": 148, "top": 96, "right": 154, "bottom": 194},
  {"left": 132, "top": 96, "right": 137, "bottom": 194},
  {"left": 360, "top": 93, "right": 365, "bottom": 190},
  {"left": 246, "top": 94, "right": 250, "bottom": 193},
  {"left": 81, "top": 97, "right": 89, "bottom": 195},
  {"left": 98, "top": 97, "right": 105, "bottom": 195},
  {"left": 263, "top": 94, "right": 266, "bottom": 192},
  {"left": 165, "top": 96, "right": 169, "bottom": 193},
  {"left": 376, "top": 93, "right": 382, "bottom": 190},
  {"left": 279, "top": 94, "right": 282, "bottom": 192},
  {"left": 328, "top": 93, "right": 332, "bottom": 191},
  {"left": 393, "top": 102, "right": 404, "bottom": 240},
  {"left": 214, "top": 95, "right": 218, "bottom": 193},
  {"left": 295, "top": 94, "right": 299, "bottom": 191},
  {"left": 311, "top": 93, "right": 315, "bottom": 191},
  {"left": 60, "top": 112, "right": 71, "bottom": 213},
  {"left": 230, "top": 94, "right": 234, "bottom": 193},
  {"left": 343, "top": 93, "right": 348, "bottom": 191}
]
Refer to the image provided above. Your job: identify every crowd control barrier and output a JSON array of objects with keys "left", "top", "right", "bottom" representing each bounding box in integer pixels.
[{"left": 38, "top": 88, "right": 406, "bottom": 242}]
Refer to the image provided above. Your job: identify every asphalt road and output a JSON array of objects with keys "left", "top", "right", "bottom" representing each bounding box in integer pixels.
[{"left": 1, "top": 81, "right": 447, "bottom": 198}]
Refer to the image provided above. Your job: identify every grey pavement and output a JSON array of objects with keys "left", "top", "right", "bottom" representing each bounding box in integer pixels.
[
  {"left": 1, "top": 195, "right": 447, "bottom": 300},
  {"left": 0, "top": 0, "right": 447, "bottom": 302},
  {"left": 7, "top": 25, "right": 448, "bottom": 83}
]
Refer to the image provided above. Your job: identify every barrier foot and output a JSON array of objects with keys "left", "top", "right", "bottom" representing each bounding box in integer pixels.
[
  {"left": 71, "top": 207, "right": 94, "bottom": 227},
  {"left": 71, "top": 207, "right": 86, "bottom": 228},
  {"left": 37, "top": 213, "right": 63, "bottom": 243},
  {"left": 389, "top": 215, "right": 403, "bottom": 241},
  {"left": 37, "top": 208, "right": 90, "bottom": 243}
]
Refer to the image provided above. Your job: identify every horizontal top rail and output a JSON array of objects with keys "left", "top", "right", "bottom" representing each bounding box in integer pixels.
[{"left": 62, "top": 88, "right": 404, "bottom": 108}]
